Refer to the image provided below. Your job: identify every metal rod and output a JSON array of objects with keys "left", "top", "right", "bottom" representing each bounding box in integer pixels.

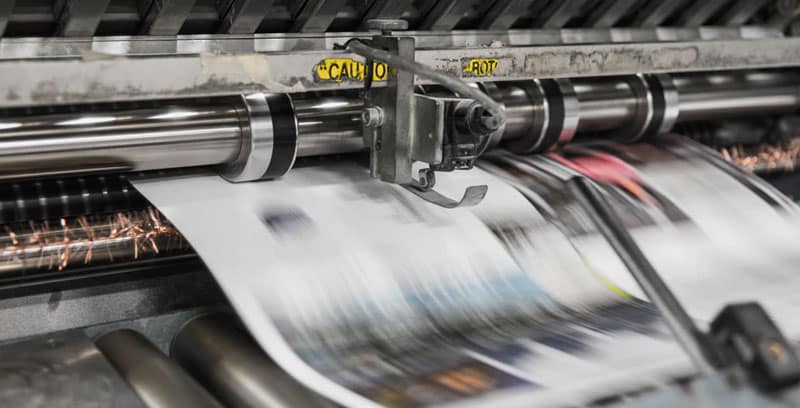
[
  {"left": 171, "top": 314, "right": 334, "bottom": 408},
  {"left": 0, "top": 70, "right": 795, "bottom": 181},
  {"left": 0, "top": 96, "right": 366, "bottom": 180},
  {"left": 572, "top": 78, "right": 639, "bottom": 132},
  {"left": 293, "top": 96, "right": 365, "bottom": 156},
  {"left": 95, "top": 329, "right": 224, "bottom": 408},
  {"left": 566, "top": 176, "right": 720, "bottom": 375},
  {"left": 0, "top": 102, "right": 245, "bottom": 180},
  {"left": 675, "top": 71, "right": 800, "bottom": 122}
]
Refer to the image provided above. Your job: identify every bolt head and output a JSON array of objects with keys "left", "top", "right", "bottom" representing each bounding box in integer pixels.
[
  {"left": 362, "top": 107, "right": 385, "bottom": 127},
  {"left": 366, "top": 19, "right": 409, "bottom": 33}
]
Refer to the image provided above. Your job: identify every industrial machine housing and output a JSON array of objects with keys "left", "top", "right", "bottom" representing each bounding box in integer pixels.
[{"left": 3, "top": 0, "right": 800, "bottom": 406}]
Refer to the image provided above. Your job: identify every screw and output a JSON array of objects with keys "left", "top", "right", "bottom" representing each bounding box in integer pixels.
[{"left": 362, "top": 106, "right": 385, "bottom": 127}]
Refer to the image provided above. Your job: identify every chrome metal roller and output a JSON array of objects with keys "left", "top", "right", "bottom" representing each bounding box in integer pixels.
[{"left": 221, "top": 93, "right": 299, "bottom": 182}]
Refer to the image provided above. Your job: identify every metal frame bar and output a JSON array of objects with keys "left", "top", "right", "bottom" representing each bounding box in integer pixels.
[
  {"left": 0, "top": 37, "right": 799, "bottom": 107},
  {"left": 419, "top": 0, "right": 478, "bottom": 31},
  {"left": 586, "top": 0, "right": 641, "bottom": 28},
  {"left": 291, "top": 0, "right": 348, "bottom": 32},
  {"left": 719, "top": 0, "right": 771, "bottom": 26},
  {"left": 633, "top": 0, "right": 689, "bottom": 27},
  {"left": 217, "top": 0, "right": 274, "bottom": 34},
  {"left": 55, "top": 0, "right": 112, "bottom": 36},
  {"left": 0, "top": 0, "right": 14, "bottom": 38},
  {"left": 139, "top": 0, "right": 197, "bottom": 35},
  {"left": 535, "top": 0, "right": 588, "bottom": 28},
  {"left": 0, "top": 26, "right": 781, "bottom": 60},
  {"left": 479, "top": 0, "right": 534, "bottom": 30},
  {"left": 677, "top": 0, "right": 731, "bottom": 27}
]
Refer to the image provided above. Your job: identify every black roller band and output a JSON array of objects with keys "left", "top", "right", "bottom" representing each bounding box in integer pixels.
[
  {"left": 263, "top": 93, "right": 298, "bottom": 179},
  {"left": 539, "top": 79, "right": 566, "bottom": 152},
  {"left": 504, "top": 81, "right": 547, "bottom": 154},
  {"left": 642, "top": 75, "right": 666, "bottom": 140}
]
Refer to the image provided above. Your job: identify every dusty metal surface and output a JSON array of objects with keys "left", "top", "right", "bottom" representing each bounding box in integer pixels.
[
  {"left": 1, "top": 37, "right": 800, "bottom": 107},
  {"left": 0, "top": 258, "right": 222, "bottom": 342},
  {"left": 0, "top": 331, "right": 146, "bottom": 408},
  {"left": 0, "top": 26, "right": 782, "bottom": 59}
]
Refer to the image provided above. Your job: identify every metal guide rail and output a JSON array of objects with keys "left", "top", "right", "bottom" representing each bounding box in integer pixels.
[{"left": 2, "top": 35, "right": 800, "bottom": 107}]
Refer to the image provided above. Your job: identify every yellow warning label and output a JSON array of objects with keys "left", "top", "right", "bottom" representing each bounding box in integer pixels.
[
  {"left": 463, "top": 58, "right": 499, "bottom": 77},
  {"left": 315, "top": 58, "right": 390, "bottom": 82}
]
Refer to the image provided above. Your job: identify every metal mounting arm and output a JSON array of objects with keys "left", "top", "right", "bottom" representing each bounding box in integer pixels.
[{"left": 345, "top": 19, "right": 506, "bottom": 208}]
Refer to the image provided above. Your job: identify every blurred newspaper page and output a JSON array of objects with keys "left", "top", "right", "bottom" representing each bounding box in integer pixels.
[
  {"left": 132, "top": 164, "right": 689, "bottom": 407},
  {"left": 524, "top": 140, "right": 800, "bottom": 336}
]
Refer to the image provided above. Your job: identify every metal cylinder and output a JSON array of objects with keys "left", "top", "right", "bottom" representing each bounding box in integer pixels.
[
  {"left": 0, "top": 70, "right": 796, "bottom": 182},
  {"left": 171, "top": 314, "right": 333, "bottom": 408},
  {"left": 95, "top": 329, "right": 224, "bottom": 408},
  {"left": 675, "top": 71, "right": 800, "bottom": 122},
  {"left": 573, "top": 78, "right": 640, "bottom": 132},
  {"left": 498, "top": 80, "right": 549, "bottom": 152},
  {"left": 0, "top": 102, "right": 245, "bottom": 180},
  {"left": 294, "top": 96, "right": 365, "bottom": 156},
  {"left": 0, "top": 95, "right": 366, "bottom": 181}
]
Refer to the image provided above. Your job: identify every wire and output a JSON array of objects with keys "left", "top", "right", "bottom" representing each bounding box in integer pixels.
[{"left": 346, "top": 40, "right": 506, "bottom": 131}]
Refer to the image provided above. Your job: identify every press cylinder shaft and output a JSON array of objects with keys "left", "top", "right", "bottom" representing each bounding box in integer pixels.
[
  {"left": 95, "top": 329, "right": 224, "bottom": 408},
  {"left": 171, "top": 314, "right": 334, "bottom": 408},
  {"left": 0, "top": 70, "right": 795, "bottom": 181}
]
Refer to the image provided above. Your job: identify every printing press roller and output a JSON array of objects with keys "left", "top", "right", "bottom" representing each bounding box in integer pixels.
[
  {"left": 0, "top": 70, "right": 797, "bottom": 183},
  {"left": 0, "top": 68, "right": 795, "bottom": 277}
]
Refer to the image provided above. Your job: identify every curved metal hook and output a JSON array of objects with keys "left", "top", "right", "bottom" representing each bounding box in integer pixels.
[{"left": 405, "top": 182, "right": 487, "bottom": 208}]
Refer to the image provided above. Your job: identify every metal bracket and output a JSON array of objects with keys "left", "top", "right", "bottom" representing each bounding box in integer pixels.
[{"left": 357, "top": 19, "right": 492, "bottom": 208}]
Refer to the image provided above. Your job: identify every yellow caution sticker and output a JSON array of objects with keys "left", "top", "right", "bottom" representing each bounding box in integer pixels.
[
  {"left": 462, "top": 58, "right": 499, "bottom": 77},
  {"left": 315, "top": 58, "right": 390, "bottom": 82}
]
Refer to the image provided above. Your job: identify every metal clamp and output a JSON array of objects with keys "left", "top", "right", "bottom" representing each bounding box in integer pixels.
[{"left": 221, "top": 93, "right": 298, "bottom": 182}]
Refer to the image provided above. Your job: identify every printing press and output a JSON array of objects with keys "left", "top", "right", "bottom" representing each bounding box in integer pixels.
[{"left": 5, "top": 1, "right": 800, "bottom": 407}]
